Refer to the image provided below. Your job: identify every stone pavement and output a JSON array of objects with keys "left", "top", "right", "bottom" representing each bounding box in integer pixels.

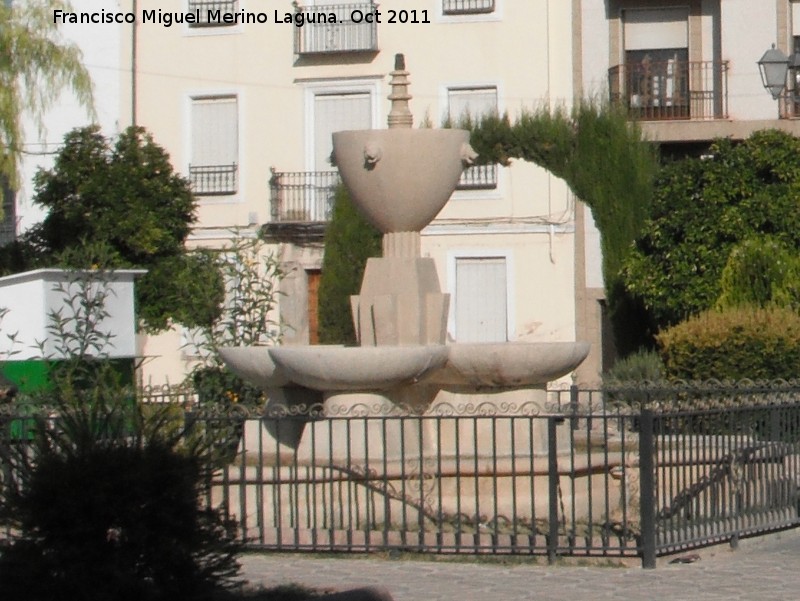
[{"left": 239, "top": 530, "right": 800, "bottom": 601}]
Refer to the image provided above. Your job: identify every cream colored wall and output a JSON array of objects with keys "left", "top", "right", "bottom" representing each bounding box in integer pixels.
[
  {"left": 134, "top": 0, "right": 580, "bottom": 384},
  {"left": 420, "top": 229, "right": 577, "bottom": 343}
]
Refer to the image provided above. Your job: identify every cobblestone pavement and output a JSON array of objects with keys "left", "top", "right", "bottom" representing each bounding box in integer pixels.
[{"left": 239, "top": 530, "right": 800, "bottom": 601}]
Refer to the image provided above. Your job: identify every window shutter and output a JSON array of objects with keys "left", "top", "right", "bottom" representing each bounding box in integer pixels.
[
  {"left": 314, "top": 92, "right": 372, "bottom": 170},
  {"left": 623, "top": 8, "right": 688, "bottom": 51},
  {"left": 191, "top": 96, "right": 238, "bottom": 167},
  {"left": 447, "top": 87, "right": 498, "bottom": 121},
  {"left": 455, "top": 257, "right": 508, "bottom": 342}
]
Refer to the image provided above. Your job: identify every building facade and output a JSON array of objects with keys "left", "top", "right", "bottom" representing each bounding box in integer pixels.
[
  {"left": 572, "top": 0, "right": 800, "bottom": 384},
  {"left": 134, "top": 0, "right": 584, "bottom": 385}
]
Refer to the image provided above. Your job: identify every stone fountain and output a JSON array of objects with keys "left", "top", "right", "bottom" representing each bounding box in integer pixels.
[{"left": 220, "top": 54, "right": 589, "bottom": 460}]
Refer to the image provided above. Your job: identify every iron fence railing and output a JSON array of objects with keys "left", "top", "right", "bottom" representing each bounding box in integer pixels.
[
  {"left": 457, "top": 164, "right": 498, "bottom": 190},
  {"left": 269, "top": 169, "right": 340, "bottom": 223},
  {"left": 188, "top": 0, "right": 238, "bottom": 26},
  {"left": 609, "top": 60, "right": 728, "bottom": 121},
  {"left": 3, "top": 382, "right": 800, "bottom": 567},
  {"left": 294, "top": 3, "right": 378, "bottom": 55},
  {"left": 443, "top": 0, "right": 495, "bottom": 15},
  {"left": 189, "top": 163, "right": 238, "bottom": 195}
]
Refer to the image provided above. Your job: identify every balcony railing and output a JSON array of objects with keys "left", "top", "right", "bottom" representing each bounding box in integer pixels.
[
  {"left": 457, "top": 163, "right": 498, "bottom": 190},
  {"left": 189, "top": 164, "right": 238, "bottom": 195},
  {"left": 188, "top": 0, "right": 238, "bottom": 27},
  {"left": 443, "top": 0, "right": 495, "bottom": 15},
  {"left": 609, "top": 60, "right": 728, "bottom": 121},
  {"left": 269, "top": 170, "right": 340, "bottom": 223},
  {"left": 294, "top": 3, "right": 378, "bottom": 55}
]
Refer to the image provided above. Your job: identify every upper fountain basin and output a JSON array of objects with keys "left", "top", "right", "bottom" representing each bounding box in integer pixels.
[{"left": 332, "top": 129, "right": 470, "bottom": 233}]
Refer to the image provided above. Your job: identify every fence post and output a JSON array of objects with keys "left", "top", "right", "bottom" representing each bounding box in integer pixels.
[
  {"left": 547, "top": 416, "right": 560, "bottom": 565},
  {"left": 639, "top": 407, "right": 656, "bottom": 569},
  {"left": 569, "top": 384, "right": 579, "bottom": 430}
]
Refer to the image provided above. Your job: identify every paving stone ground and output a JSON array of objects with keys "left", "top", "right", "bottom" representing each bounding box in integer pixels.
[{"left": 239, "top": 530, "right": 800, "bottom": 601}]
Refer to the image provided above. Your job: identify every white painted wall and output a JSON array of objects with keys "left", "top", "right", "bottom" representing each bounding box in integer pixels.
[
  {"left": 721, "top": 0, "right": 779, "bottom": 121},
  {"left": 0, "top": 269, "right": 144, "bottom": 360}
]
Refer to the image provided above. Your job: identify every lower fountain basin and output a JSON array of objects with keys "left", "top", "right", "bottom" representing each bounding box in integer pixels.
[
  {"left": 268, "top": 345, "right": 449, "bottom": 391},
  {"left": 218, "top": 346, "right": 291, "bottom": 389},
  {"left": 429, "top": 342, "right": 590, "bottom": 390}
]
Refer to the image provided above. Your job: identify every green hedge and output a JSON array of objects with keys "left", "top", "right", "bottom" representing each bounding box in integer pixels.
[{"left": 657, "top": 306, "right": 800, "bottom": 381}]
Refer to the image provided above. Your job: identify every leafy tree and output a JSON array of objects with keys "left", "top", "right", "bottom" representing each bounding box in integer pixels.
[
  {"left": 0, "top": 0, "right": 93, "bottom": 195},
  {"left": 4, "top": 125, "right": 224, "bottom": 333},
  {"left": 318, "top": 185, "right": 382, "bottom": 345},
  {"left": 460, "top": 99, "right": 658, "bottom": 299},
  {"left": 463, "top": 100, "right": 658, "bottom": 355},
  {"left": 623, "top": 130, "right": 800, "bottom": 329}
]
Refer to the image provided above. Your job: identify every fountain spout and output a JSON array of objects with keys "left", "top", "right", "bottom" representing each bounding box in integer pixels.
[{"left": 387, "top": 53, "right": 413, "bottom": 129}]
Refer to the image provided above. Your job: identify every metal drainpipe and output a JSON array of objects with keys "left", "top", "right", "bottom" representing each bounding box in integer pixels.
[{"left": 131, "top": 0, "right": 137, "bottom": 126}]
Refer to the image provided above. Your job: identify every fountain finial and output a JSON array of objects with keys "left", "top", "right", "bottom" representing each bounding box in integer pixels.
[{"left": 388, "top": 53, "right": 413, "bottom": 129}]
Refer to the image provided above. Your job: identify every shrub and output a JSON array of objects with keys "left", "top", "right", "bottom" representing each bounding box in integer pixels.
[
  {"left": 657, "top": 306, "right": 800, "bottom": 381},
  {"left": 0, "top": 398, "right": 241, "bottom": 601},
  {"left": 717, "top": 236, "right": 800, "bottom": 310},
  {"left": 318, "top": 185, "right": 382, "bottom": 345},
  {"left": 603, "top": 349, "right": 665, "bottom": 385},
  {"left": 623, "top": 130, "right": 800, "bottom": 330}
]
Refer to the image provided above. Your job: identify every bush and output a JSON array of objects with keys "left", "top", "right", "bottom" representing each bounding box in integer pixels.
[
  {"left": 657, "top": 306, "right": 800, "bottom": 381},
  {"left": 603, "top": 349, "right": 665, "bottom": 385},
  {"left": 623, "top": 130, "right": 800, "bottom": 330},
  {"left": 717, "top": 236, "right": 800, "bottom": 310},
  {"left": 0, "top": 398, "right": 241, "bottom": 601},
  {"left": 318, "top": 185, "right": 382, "bottom": 345}
]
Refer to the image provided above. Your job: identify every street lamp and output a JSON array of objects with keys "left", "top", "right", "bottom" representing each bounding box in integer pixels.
[{"left": 758, "top": 44, "right": 790, "bottom": 99}]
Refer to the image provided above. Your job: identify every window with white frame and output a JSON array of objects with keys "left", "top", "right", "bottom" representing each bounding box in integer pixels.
[
  {"left": 290, "top": 91, "right": 373, "bottom": 221},
  {"left": 447, "top": 86, "right": 498, "bottom": 190},
  {"left": 313, "top": 91, "right": 372, "bottom": 170},
  {"left": 621, "top": 7, "right": 689, "bottom": 120},
  {"left": 190, "top": 95, "right": 238, "bottom": 196},
  {"left": 454, "top": 256, "right": 508, "bottom": 342}
]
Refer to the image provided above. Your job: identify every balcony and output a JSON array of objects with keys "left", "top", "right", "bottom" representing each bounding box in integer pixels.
[
  {"left": 457, "top": 163, "right": 498, "bottom": 191},
  {"left": 442, "top": 0, "right": 495, "bottom": 15},
  {"left": 270, "top": 169, "right": 340, "bottom": 218},
  {"left": 265, "top": 170, "right": 340, "bottom": 241},
  {"left": 189, "top": 164, "right": 238, "bottom": 195},
  {"left": 294, "top": 3, "right": 378, "bottom": 55},
  {"left": 609, "top": 60, "right": 728, "bottom": 121},
  {"left": 188, "top": 0, "right": 238, "bottom": 27}
]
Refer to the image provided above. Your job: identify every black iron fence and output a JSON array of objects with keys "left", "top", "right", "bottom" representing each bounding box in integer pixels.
[{"left": 3, "top": 382, "right": 800, "bottom": 567}]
